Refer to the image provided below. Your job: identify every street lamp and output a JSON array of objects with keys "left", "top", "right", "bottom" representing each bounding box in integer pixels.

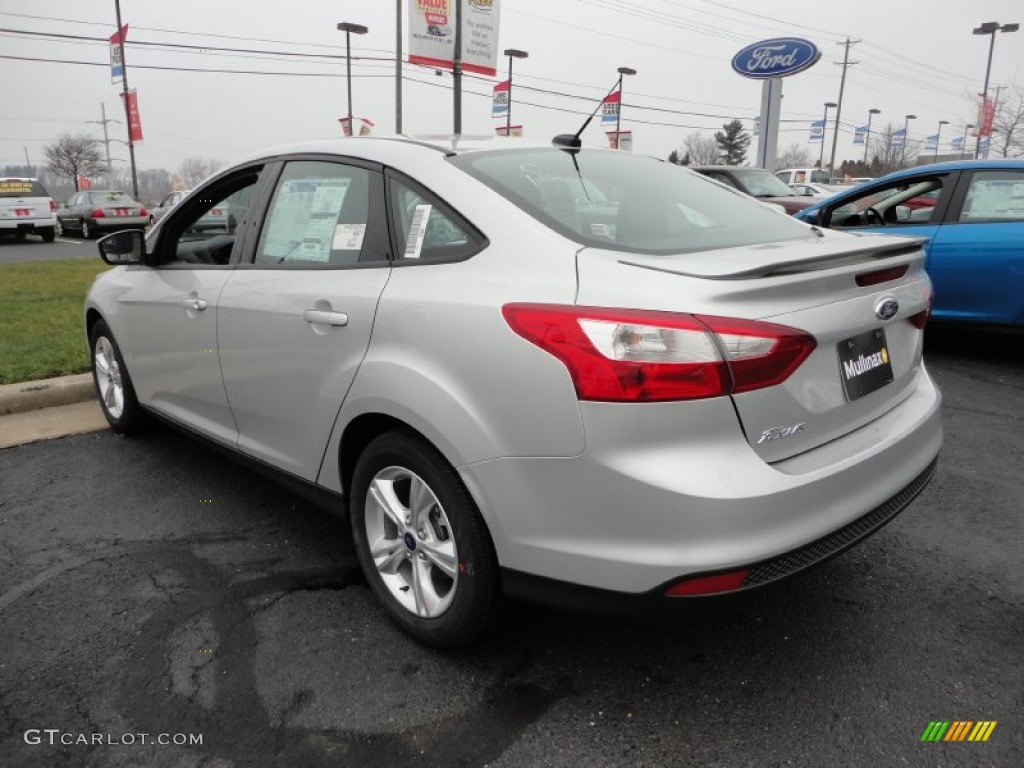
[
  {"left": 934, "top": 120, "right": 949, "bottom": 159},
  {"left": 863, "top": 108, "right": 880, "bottom": 164},
  {"left": 972, "top": 21, "right": 1019, "bottom": 158},
  {"left": 614, "top": 66, "right": 636, "bottom": 149},
  {"left": 901, "top": 114, "right": 916, "bottom": 167},
  {"left": 337, "top": 22, "right": 369, "bottom": 134},
  {"left": 960, "top": 123, "right": 975, "bottom": 158},
  {"left": 818, "top": 102, "right": 837, "bottom": 169},
  {"left": 503, "top": 48, "right": 528, "bottom": 136}
]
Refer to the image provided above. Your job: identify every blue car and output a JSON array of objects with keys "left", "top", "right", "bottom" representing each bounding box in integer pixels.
[{"left": 795, "top": 159, "right": 1024, "bottom": 326}]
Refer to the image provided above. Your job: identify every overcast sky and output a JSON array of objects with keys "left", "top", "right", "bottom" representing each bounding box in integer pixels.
[{"left": 2, "top": 0, "right": 1022, "bottom": 172}]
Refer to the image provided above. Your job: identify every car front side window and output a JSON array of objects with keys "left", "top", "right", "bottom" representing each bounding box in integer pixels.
[{"left": 827, "top": 177, "right": 947, "bottom": 228}]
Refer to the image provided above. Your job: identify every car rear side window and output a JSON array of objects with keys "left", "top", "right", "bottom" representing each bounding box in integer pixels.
[
  {"left": 0, "top": 179, "right": 48, "bottom": 197},
  {"left": 255, "top": 161, "right": 388, "bottom": 267},
  {"left": 449, "top": 149, "right": 809, "bottom": 255},
  {"left": 958, "top": 171, "right": 1024, "bottom": 222},
  {"left": 387, "top": 176, "right": 485, "bottom": 262}
]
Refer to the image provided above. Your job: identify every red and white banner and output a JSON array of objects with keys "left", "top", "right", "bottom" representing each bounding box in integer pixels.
[
  {"left": 339, "top": 117, "right": 374, "bottom": 137},
  {"left": 120, "top": 89, "right": 143, "bottom": 142},
  {"left": 109, "top": 24, "right": 128, "bottom": 83},
  {"left": 601, "top": 90, "right": 621, "bottom": 124},
  {"left": 492, "top": 79, "right": 509, "bottom": 118},
  {"left": 976, "top": 95, "right": 995, "bottom": 137},
  {"left": 495, "top": 125, "right": 522, "bottom": 137},
  {"left": 606, "top": 130, "right": 632, "bottom": 151},
  {"left": 408, "top": 0, "right": 501, "bottom": 77}
]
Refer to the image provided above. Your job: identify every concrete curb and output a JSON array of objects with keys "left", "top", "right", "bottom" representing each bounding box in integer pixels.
[{"left": 0, "top": 374, "right": 96, "bottom": 416}]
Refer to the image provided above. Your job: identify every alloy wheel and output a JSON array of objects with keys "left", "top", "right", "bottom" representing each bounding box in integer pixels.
[{"left": 93, "top": 336, "right": 124, "bottom": 419}]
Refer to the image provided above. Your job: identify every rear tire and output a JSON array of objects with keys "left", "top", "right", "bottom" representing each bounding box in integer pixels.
[
  {"left": 40, "top": 227, "right": 55, "bottom": 243},
  {"left": 89, "top": 319, "right": 147, "bottom": 435},
  {"left": 54, "top": 219, "right": 64, "bottom": 238},
  {"left": 350, "top": 430, "right": 498, "bottom": 649}
]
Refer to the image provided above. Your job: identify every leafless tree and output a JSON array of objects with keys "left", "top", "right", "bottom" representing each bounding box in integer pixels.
[
  {"left": 680, "top": 132, "right": 720, "bottom": 165},
  {"left": 991, "top": 84, "right": 1024, "bottom": 158},
  {"left": 868, "top": 123, "right": 922, "bottom": 174},
  {"left": 43, "top": 133, "right": 106, "bottom": 192},
  {"left": 776, "top": 143, "right": 813, "bottom": 169},
  {"left": 177, "top": 157, "right": 223, "bottom": 188}
]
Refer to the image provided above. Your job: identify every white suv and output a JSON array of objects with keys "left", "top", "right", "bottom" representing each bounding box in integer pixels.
[{"left": 0, "top": 177, "right": 57, "bottom": 242}]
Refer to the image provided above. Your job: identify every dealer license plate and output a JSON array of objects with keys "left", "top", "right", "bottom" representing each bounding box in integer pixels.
[{"left": 838, "top": 328, "right": 894, "bottom": 401}]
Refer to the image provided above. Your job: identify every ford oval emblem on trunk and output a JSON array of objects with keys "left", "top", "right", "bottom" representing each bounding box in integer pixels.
[
  {"left": 875, "top": 298, "right": 899, "bottom": 321},
  {"left": 731, "top": 38, "right": 821, "bottom": 79}
]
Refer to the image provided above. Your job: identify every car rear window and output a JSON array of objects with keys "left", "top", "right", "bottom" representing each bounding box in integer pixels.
[
  {"left": 0, "top": 179, "right": 49, "bottom": 198},
  {"left": 449, "top": 149, "right": 810, "bottom": 255},
  {"left": 91, "top": 191, "right": 135, "bottom": 204}
]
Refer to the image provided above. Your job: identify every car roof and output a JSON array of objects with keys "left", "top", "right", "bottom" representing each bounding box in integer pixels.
[
  {"left": 690, "top": 165, "right": 769, "bottom": 173},
  {"left": 874, "top": 158, "right": 1024, "bottom": 182}
]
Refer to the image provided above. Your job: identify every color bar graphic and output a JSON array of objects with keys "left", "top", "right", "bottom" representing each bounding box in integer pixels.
[{"left": 921, "top": 721, "right": 996, "bottom": 742}]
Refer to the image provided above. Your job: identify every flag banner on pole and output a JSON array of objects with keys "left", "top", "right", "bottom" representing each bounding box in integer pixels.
[
  {"left": 951, "top": 136, "right": 965, "bottom": 149},
  {"left": 852, "top": 125, "right": 868, "bottom": 146},
  {"left": 977, "top": 96, "right": 995, "bottom": 137},
  {"left": 808, "top": 118, "right": 824, "bottom": 142},
  {"left": 109, "top": 24, "right": 128, "bottom": 83},
  {"left": 925, "top": 134, "right": 938, "bottom": 152},
  {"left": 979, "top": 135, "right": 991, "bottom": 157},
  {"left": 119, "top": 89, "right": 143, "bottom": 142},
  {"left": 339, "top": 117, "right": 352, "bottom": 137},
  {"left": 358, "top": 118, "right": 374, "bottom": 136},
  {"left": 892, "top": 128, "right": 906, "bottom": 148},
  {"left": 495, "top": 125, "right": 522, "bottom": 137},
  {"left": 408, "top": 0, "right": 501, "bottom": 77},
  {"left": 752, "top": 115, "right": 760, "bottom": 138},
  {"left": 601, "top": 90, "right": 620, "bottom": 124},
  {"left": 492, "top": 79, "right": 509, "bottom": 118},
  {"left": 606, "top": 130, "right": 632, "bottom": 151}
]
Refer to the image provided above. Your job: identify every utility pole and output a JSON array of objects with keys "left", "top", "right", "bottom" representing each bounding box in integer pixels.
[
  {"left": 23, "top": 146, "right": 32, "bottom": 175},
  {"left": 395, "top": 0, "right": 403, "bottom": 134},
  {"left": 87, "top": 103, "right": 119, "bottom": 187},
  {"left": 828, "top": 38, "right": 859, "bottom": 179},
  {"left": 453, "top": 0, "right": 463, "bottom": 135},
  {"left": 113, "top": 0, "right": 138, "bottom": 198}
]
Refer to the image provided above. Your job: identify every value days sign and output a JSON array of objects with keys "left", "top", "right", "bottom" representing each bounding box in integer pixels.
[{"left": 408, "top": 0, "right": 501, "bottom": 77}]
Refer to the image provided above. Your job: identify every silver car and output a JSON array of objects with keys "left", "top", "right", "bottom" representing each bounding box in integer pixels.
[{"left": 84, "top": 139, "right": 942, "bottom": 648}]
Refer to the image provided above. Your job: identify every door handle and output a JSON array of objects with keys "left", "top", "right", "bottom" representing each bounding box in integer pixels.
[
  {"left": 181, "top": 298, "right": 207, "bottom": 311},
  {"left": 303, "top": 309, "right": 348, "bottom": 327}
]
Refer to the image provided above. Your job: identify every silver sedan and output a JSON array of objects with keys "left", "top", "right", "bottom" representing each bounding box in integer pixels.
[{"left": 84, "top": 138, "right": 941, "bottom": 648}]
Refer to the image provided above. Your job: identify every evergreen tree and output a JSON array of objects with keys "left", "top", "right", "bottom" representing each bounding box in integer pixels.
[{"left": 714, "top": 120, "right": 751, "bottom": 165}]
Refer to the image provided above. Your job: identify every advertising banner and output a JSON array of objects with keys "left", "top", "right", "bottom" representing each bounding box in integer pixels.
[
  {"left": 495, "top": 125, "right": 522, "bottom": 137},
  {"left": 601, "top": 90, "right": 620, "bottom": 124},
  {"left": 892, "top": 127, "right": 906, "bottom": 148},
  {"left": 950, "top": 136, "right": 965, "bottom": 150},
  {"left": 339, "top": 118, "right": 374, "bottom": 137},
  {"left": 408, "top": 0, "right": 501, "bottom": 77},
  {"left": 852, "top": 125, "right": 868, "bottom": 146},
  {"left": 492, "top": 79, "right": 509, "bottom": 117},
  {"left": 925, "top": 133, "right": 938, "bottom": 152},
  {"left": 808, "top": 118, "right": 824, "bottom": 142},
  {"left": 119, "top": 89, "right": 143, "bottom": 142},
  {"left": 976, "top": 96, "right": 994, "bottom": 137},
  {"left": 109, "top": 24, "right": 128, "bottom": 84},
  {"left": 606, "top": 130, "right": 632, "bottom": 151}
]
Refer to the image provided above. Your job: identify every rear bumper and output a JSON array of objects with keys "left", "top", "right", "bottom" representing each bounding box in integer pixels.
[
  {"left": 0, "top": 219, "right": 54, "bottom": 232},
  {"left": 461, "top": 365, "right": 942, "bottom": 594},
  {"left": 89, "top": 217, "right": 148, "bottom": 230}
]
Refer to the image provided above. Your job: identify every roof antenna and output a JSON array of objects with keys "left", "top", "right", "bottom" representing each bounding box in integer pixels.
[{"left": 552, "top": 77, "right": 621, "bottom": 151}]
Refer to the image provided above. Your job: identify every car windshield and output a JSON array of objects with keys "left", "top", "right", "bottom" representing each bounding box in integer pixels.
[
  {"left": 730, "top": 170, "right": 799, "bottom": 198},
  {"left": 0, "top": 179, "right": 48, "bottom": 197},
  {"left": 450, "top": 149, "right": 810, "bottom": 255}
]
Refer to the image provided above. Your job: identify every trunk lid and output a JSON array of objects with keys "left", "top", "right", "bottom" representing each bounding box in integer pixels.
[{"left": 575, "top": 231, "right": 931, "bottom": 462}]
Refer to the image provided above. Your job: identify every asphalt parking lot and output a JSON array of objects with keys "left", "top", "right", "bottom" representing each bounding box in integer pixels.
[
  {"left": 0, "top": 234, "right": 99, "bottom": 264},
  {"left": 1, "top": 326, "right": 1021, "bottom": 767}
]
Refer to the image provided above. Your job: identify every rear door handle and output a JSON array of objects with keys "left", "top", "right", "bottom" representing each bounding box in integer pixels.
[
  {"left": 181, "top": 298, "right": 207, "bottom": 311},
  {"left": 303, "top": 309, "right": 348, "bottom": 327}
]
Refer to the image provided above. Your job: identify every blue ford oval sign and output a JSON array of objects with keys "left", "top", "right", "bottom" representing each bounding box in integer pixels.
[{"left": 731, "top": 38, "right": 821, "bottom": 79}]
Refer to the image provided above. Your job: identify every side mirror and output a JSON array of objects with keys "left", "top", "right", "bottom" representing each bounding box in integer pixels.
[
  {"left": 895, "top": 205, "right": 912, "bottom": 222},
  {"left": 97, "top": 230, "right": 145, "bottom": 265}
]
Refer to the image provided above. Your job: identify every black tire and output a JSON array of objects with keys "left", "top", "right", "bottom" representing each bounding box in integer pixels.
[
  {"left": 350, "top": 429, "right": 498, "bottom": 649},
  {"left": 40, "top": 227, "right": 55, "bottom": 243},
  {"left": 89, "top": 319, "right": 147, "bottom": 435},
  {"left": 15, "top": 230, "right": 26, "bottom": 241}
]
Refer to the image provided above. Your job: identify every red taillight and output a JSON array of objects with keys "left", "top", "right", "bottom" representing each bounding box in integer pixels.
[
  {"left": 665, "top": 569, "right": 750, "bottom": 596},
  {"left": 855, "top": 264, "right": 909, "bottom": 287},
  {"left": 91, "top": 208, "right": 105, "bottom": 218},
  {"left": 501, "top": 304, "right": 816, "bottom": 402},
  {"left": 139, "top": 207, "right": 148, "bottom": 217},
  {"left": 49, "top": 199, "right": 56, "bottom": 213}
]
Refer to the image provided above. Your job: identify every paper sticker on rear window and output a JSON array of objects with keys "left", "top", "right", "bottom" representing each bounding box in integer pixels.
[
  {"left": 404, "top": 204, "right": 432, "bottom": 259},
  {"left": 333, "top": 223, "right": 366, "bottom": 251}
]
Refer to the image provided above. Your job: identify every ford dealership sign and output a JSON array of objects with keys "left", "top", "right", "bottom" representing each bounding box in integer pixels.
[{"left": 731, "top": 38, "right": 820, "bottom": 79}]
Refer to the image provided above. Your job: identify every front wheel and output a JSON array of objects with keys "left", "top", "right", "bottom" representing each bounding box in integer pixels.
[
  {"left": 81, "top": 220, "right": 92, "bottom": 239},
  {"left": 350, "top": 430, "right": 498, "bottom": 649},
  {"left": 54, "top": 219, "right": 63, "bottom": 238},
  {"left": 89, "top": 319, "right": 147, "bottom": 434}
]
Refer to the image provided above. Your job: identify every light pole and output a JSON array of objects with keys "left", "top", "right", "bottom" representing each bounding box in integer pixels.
[
  {"left": 972, "top": 21, "right": 1019, "bottom": 158},
  {"left": 503, "top": 48, "right": 528, "bottom": 136},
  {"left": 934, "top": 120, "right": 949, "bottom": 159},
  {"left": 959, "top": 123, "right": 975, "bottom": 158},
  {"left": 863, "top": 108, "right": 880, "bottom": 165},
  {"left": 818, "top": 102, "right": 837, "bottom": 169},
  {"left": 337, "top": 22, "right": 368, "bottom": 134},
  {"left": 901, "top": 114, "right": 916, "bottom": 167},
  {"left": 614, "top": 66, "right": 636, "bottom": 149}
]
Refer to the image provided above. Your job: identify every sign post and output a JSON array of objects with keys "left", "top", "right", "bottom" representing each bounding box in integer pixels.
[{"left": 731, "top": 38, "right": 821, "bottom": 171}]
